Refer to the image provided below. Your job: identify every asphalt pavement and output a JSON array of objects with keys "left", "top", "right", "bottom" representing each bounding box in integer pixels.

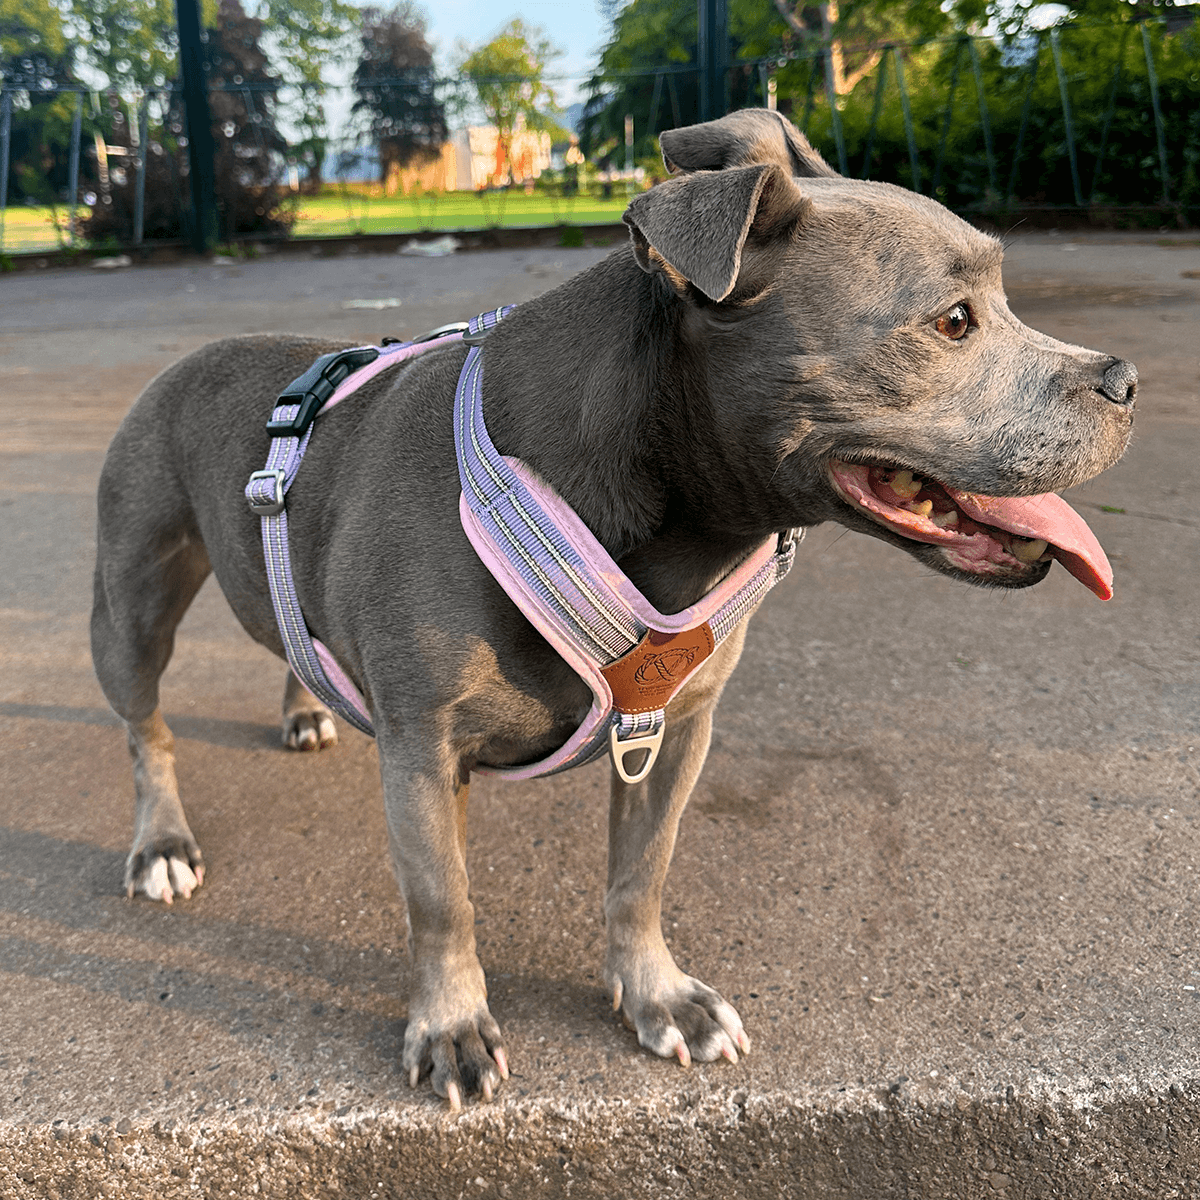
[{"left": 1, "top": 229, "right": 1198, "bottom": 1198}]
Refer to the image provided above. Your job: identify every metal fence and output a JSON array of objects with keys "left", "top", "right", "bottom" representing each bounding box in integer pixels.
[{"left": 1, "top": 17, "right": 1195, "bottom": 257}]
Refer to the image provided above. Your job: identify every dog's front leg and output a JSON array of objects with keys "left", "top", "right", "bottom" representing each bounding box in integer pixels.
[
  {"left": 605, "top": 704, "right": 750, "bottom": 1066},
  {"left": 378, "top": 735, "right": 507, "bottom": 1109}
]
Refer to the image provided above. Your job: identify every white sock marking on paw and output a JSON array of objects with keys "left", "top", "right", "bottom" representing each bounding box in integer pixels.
[
  {"left": 167, "top": 857, "right": 198, "bottom": 899},
  {"left": 145, "top": 857, "right": 171, "bottom": 902}
]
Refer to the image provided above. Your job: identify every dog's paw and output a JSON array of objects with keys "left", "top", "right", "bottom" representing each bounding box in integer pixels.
[
  {"left": 282, "top": 706, "right": 338, "bottom": 752},
  {"left": 402, "top": 1000, "right": 508, "bottom": 1111},
  {"left": 609, "top": 964, "right": 749, "bottom": 1066},
  {"left": 125, "top": 836, "right": 204, "bottom": 904}
]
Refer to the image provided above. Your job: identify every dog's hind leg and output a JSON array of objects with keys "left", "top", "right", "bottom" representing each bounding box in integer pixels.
[
  {"left": 605, "top": 702, "right": 750, "bottom": 1067},
  {"left": 91, "top": 451, "right": 211, "bottom": 904},
  {"left": 281, "top": 671, "right": 338, "bottom": 751}
]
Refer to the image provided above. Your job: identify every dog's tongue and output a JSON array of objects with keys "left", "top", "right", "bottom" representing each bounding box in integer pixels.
[{"left": 943, "top": 486, "right": 1114, "bottom": 600}]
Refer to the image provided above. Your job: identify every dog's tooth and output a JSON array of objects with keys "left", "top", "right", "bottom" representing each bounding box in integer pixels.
[
  {"left": 1011, "top": 537, "right": 1050, "bottom": 563},
  {"left": 908, "top": 499, "right": 933, "bottom": 519},
  {"left": 932, "top": 510, "right": 959, "bottom": 528},
  {"left": 890, "top": 470, "right": 921, "bottom": 499}
]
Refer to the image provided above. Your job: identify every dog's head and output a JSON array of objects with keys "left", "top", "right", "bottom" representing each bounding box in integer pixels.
[{"left": 624, "top": 109, "right": 1136, "bottom": 599}]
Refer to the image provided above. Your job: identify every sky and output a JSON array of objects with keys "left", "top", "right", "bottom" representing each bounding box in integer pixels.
[
  {"left": 419, "top": 0, "right": 612, "bottom": 98},
  {"left": 316, "top": 0, "right": 610, "bottom": 142}
]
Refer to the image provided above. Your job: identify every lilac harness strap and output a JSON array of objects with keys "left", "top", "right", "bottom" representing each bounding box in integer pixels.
[
  {"left": 244, "top": 332, "right": 464, "bottom": 734},
  {"left": 246, "top": 307, "right": 801, "bottom": 783}
]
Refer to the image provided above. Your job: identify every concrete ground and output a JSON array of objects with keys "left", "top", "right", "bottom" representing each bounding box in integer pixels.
[{"left": 0, "top": 230, "right": 1198, "bottom": 1198}]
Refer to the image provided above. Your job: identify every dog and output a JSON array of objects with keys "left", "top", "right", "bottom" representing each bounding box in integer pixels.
[{"left": 90, "top": 109, "right": 1136, "bottom": 1110}]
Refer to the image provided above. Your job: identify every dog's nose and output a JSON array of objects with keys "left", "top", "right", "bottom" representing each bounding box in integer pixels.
[{"left": 1099, "top": 358, "right": 1138, "bottom": 407}]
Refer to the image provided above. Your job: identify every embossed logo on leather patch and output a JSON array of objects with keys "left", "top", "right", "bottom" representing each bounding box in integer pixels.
[{"left": 601, "top": 623, "right": 716, "bottom": 714}]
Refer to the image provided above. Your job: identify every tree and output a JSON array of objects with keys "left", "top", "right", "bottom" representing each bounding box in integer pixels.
[
  {"left": 351, "top": 2, "right": 446, "bottom": 186},
  {"left": 461, "top": 19, "right": 560, "bottom": 185},
  {"left": 204, "top": 0, "right": 289, "bottom": 236},
  {"left": 255, "top": 0, "right": 357, "bottom": 188},
  {"left": 82, "top": 0, "right": 294, "bottom": 243},
  {"left": 582, "top": 0, "right": 786, "bottom": 160},
  {"left": 1, "top": 0, "right": 80, "bottom": 204},
  {"left": 67, "top": 0, "right": 217, "bottom": 88}
]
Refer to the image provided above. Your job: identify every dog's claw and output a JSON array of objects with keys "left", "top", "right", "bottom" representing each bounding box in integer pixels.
[
  {"left": 408, "top": 1065, "right": 420, "bottom": 1089},
  {"left": 612, "top": 977, "right": 623, "bottom": 1012},
  {"left": 493, "top": 1047, "right": 509, "bottom": 1081},
  {"left": 446, "top": 1081, "right": 462, "bottom": 1113},
  {"left": 674, "top": 1036, "right": 691, "bottom": 1067},
  {"left": 481, "top": 1077, "right": 494, "bottom": 1102},
  {"left": 736, "top": 1030, "right": 751, "bottom": 1056},
  {"left": 721, "top": 1038, "right": 739, "bottom": 1064}
]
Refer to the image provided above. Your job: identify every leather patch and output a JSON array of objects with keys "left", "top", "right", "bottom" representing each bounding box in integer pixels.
[{"left": 601, "top": 623, "right": 716, "bottom": 715}]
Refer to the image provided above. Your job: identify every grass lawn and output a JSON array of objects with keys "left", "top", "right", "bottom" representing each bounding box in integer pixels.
[
  {"left": 293, "top": 188, "right": 634, "bottom": 238},
  {"left": 1, "top": 188, "right": 633, "bottom": 255},
  {"left": 0, "top": 205, "right": 72, "bottom": 255}
]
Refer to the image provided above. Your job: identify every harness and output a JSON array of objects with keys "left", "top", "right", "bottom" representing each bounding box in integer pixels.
[{"left": 245, "top": 306, "right": 801, "bottom": 784}]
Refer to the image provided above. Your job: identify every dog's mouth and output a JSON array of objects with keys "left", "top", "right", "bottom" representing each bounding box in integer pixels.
[{"left": 827, "top": 460, "right": 1113, "bottom": 600}]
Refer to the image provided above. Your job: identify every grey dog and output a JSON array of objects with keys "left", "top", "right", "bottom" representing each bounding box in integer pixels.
[{"left": 91, "top": 110, "right": 1136, "bottom": 1109}]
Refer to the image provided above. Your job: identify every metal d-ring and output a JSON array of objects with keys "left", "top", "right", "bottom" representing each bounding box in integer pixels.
[{"left": 610, "top": 720, "right": 665, "bottom": 785}]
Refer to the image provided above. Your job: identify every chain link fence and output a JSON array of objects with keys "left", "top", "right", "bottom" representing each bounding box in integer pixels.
[{"left": 1, "top": 16, "right": 1195, "bottom": 258}]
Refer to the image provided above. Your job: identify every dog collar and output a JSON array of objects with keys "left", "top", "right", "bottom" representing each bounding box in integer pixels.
[{"left": 246, "top": 307, "right": 801, "bottom": 784}]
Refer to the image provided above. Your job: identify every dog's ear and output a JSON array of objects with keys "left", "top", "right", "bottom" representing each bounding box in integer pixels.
[
  {"left": 623, "top": 162, "right": 810, "bottom": 302},
  {"left": 658, "top": 109, "right": 837, "bottom": 179}
]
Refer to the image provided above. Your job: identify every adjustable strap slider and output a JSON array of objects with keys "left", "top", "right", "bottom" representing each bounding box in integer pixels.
[{"left": 246, "top": 468, "right": 286, "bottom": 516}]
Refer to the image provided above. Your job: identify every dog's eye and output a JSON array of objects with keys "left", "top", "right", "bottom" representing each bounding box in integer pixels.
[{"left": 935, "top": 303, "right": 970, "bottom": 341}]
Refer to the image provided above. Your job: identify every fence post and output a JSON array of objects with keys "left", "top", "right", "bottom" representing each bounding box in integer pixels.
[
  {"left": 861, "top": 46, "right": 890, "bottom": 179},
  {"left": 893, "top": 48, "right": 921, "bottom": 193},
  {"left": 933, "top": 38, "right": 965, "bottom": 196},
  {"left": 1006, "top": 33, "right": 1041, "bottom": 206},
  {"left": 1049, "top": 28, "right": 1083, "bottom": 207},
  {"left": 697, "top": 0, "right": 728, "bottom": 122},
  {"left": 1090, "top": 26, "right": 1128, "bottom": 203},
  {"left": 1140, "top": 21, "right": 1171, "bottom": 206},
  {"left": 176, "top": 0, "right": 216, "bottom": 254},
  {"left": 822, "top": 45, "right": 848, "bottom": 175},
  {"left": 968, "top": 38, "right": 997, "bottom": 196},
  {"left": 666, "top": 72, "right": 682, "bottom": 127},
  {"left": 134, "top": 93, "right": 149, "bottom": 245},
  {"left": 624, "top": 113, "right": 634, "bottom": 198},
  {"left": 648, "top": 72, "right": 664, "bottom": 137},
  {"left": 801, "top": 55, "right": 818, "bottom": 136},
  {"left": 0, "top": 90, "right": 10, "bottom": 252},
  {"left": 68, "top": 91, "right": 83, "bottom": 244}
]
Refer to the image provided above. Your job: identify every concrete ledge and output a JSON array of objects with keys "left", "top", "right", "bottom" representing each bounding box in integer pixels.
[{"left": 4, "top": 1083, "right": 1199, "bottom": 1199}]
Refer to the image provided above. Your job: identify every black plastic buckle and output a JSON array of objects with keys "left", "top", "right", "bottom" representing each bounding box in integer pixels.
[{"left": 265, "top": 347, "right": 381, "bottom": 437}]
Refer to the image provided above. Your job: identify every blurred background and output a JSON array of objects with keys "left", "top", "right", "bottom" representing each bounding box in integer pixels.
[{"left": 0, "top": 0, "right": 1197, "bottom": 258}]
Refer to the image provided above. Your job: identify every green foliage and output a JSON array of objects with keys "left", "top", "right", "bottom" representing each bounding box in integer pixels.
[
  {"left": 67, "top": 0, "right": 218, "bottom": 88},
  {"left": 582, "top": 0, "right": 957, "bottom": 161},
  {"left": 1, "top": 0, "right": 82, "bottom": 205},
  {"left": 461, "top": 19, "right": 561, "bottom": 172},
  {"left": 792, "top": 14, "right": 1200, "bottom": 213},
  {"left": 582, "top": 0, "right": 786, "bottom": 159},
  {"left": 256, "top": 0, "right": 357, "bottom": 185},
  {"left": 1, "top": 0, "right": 68, "bottom": 62},
  {"left": 81, "top": 0, "right": 295, "bottom": 244}
]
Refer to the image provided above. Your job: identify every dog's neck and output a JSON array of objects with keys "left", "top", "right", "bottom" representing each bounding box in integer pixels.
[{"left": 479, "top": 248, "right": 790, "bottom": 613}]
